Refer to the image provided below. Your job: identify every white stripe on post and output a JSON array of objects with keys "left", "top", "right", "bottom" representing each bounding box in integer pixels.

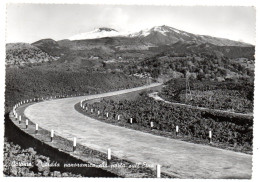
[{"left": 156, "top": 164, "right": 161, "bottom": 178}]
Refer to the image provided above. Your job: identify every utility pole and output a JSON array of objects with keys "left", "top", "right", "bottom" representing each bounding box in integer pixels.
[{"left": 185, "top": 71, "right": 192, "bottom": 102}]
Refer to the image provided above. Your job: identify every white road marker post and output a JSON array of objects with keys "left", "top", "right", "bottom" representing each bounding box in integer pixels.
[
  {"left": 19, "top": 115, "right": 21, "bottom": 124},
  {"left": 130, "top": 118, "right": 133, "bottom": 124},
  {"left": 156, "top": 164, "right": 161, "bottom": 178},
  {"left": 107, "top": 148, "right": 111, "bottom": 165},
  {"left": 91, "top": 108, "right": 93, "bottom": 114},
  {"left": 25, "top": 119, "right": 29, "bottom": 129},
  {"left": 117, "top": 115, "right": 120, "bottom": 121},
  {"left": 150, "top": 121, "right": 154, "bottom": 129},
  {"left": 15, "top": 113, "right": 18, "bottom": 120},
  {"left": 176, "top": 125, "right": 179, "bottom": 136},
  {"left": 51, "top": 130, "right": 54, "bottom": 142},
  {"left": 73, "top": 137, "right": 76, "bottom": 152},
  {"left": 98, "top": 110, "right": 100, "bottom": 116},
  {"left": 35, "top": 123, "right": 38, "bottom": 134},
  {"left": 209, "top": 130, "right": 212, "bottom": 143},
  {"left": 80, "top": 101, "right": 83, "bottom": 108},
  {"left": 106, "top": 112, "right": 109, "bottom": 118}
]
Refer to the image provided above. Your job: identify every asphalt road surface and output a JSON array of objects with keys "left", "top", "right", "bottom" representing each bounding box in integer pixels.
[{"left": 24, "top": 83, "right": 252, "bottom": 179}]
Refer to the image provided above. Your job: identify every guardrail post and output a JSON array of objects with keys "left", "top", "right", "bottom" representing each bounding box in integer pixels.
[
  {"left": 19, "top": 115, "right": 21, "bottom": 124},
  {"left": 35, "top": 123, "right": 38, "bottom": 134},
  {"left": 176, "top": 125, "right": 179, "bottom": 136},
  {"left": 156, "top": 164, "right": 161, "bottom": 178},
  {"left": 73, "top": 137, "right": 76, "bottom": 152},
  {"left": 209, "top": 130, "right": 212, "bottom": 143},
  {"left": 150, "top": 121, "right": 154, "bottom": 129},
  {"left": 25, "top": 119, "right": 28, "bottom": 129},
  {"left": 107, "top": 148, "right": 111, "bottom": 165},
  {"left": 51, "top": 129, "right": 54, "bottom": 142}
]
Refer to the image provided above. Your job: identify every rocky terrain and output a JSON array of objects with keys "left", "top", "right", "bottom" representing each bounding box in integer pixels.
[{"left": 3, "top": 139, "right": 82, "bottom": 177}]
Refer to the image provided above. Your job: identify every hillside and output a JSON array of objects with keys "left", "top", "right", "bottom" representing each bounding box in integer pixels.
[
  {"left": 6, "top": 43, "right": 60, "bottom": 66},
  {"left": 5, "top": 67, "right": 146, "bottom": 113}
]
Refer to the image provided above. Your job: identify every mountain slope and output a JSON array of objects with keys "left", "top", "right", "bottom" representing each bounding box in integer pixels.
[
  {"left": 130, "top": 25, "right": 252, "bottom": 47},
  {"left": 69, "top": 27, "right": 124, "bottom": 40},
  {"left": 68, "top": 25, "right": 252, "bottom": 47},
  {"left": 6, "top": 43, "right": 59, "bottom": 66}
]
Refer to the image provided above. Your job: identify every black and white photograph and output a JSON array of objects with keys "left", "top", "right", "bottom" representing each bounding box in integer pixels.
[{"left": 1, "top": 0, "right": 259, "bottom": 180}]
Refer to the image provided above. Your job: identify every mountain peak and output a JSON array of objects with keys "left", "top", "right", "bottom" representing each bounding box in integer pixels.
[
  {"left": 97, "top": 27, "right": 118, "bottom": 32},
  {"left": 69, "top": 27, "right": 120, "bottom": 40}
]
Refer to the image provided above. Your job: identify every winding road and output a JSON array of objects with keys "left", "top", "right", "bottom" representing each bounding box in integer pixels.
[{"left": 24, "top": 83, "right": 252, "bottom": 179}]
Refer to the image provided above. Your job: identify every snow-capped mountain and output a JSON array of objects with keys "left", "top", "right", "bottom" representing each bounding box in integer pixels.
[
  {"left": 69, "top": 27, "right": 123, "bottom": 40},
  {"left": 68, "top": 25, "right": 251, "bottom": 47},
  {"left": 129, "top": 25, "right": 250, "bottom": 46},
  {"left": 129, "top": 25, "right": 190, "bottom": 37}
]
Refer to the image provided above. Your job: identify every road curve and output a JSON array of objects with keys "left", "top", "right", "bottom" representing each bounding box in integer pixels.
[{"left": 24, "top": 83, "right": 252, "bottom": 179}]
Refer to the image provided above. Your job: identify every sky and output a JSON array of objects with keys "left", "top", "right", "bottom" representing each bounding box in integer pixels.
[{"left": 6, "top": 4, "right": 256, "bottom": 44}]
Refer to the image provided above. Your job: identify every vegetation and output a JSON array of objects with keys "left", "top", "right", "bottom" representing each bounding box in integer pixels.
[
  {"left": 6, "top": 43, "right": 59, "bottom": 65},
  {"left": 126, "top": 52, "right": 255, "bottom": 81},
  {"left": 159, "top": 78, "right": 254, "bottom": 113},
  {"left": 86, "top": 93, "right": 253, "bottom": 153},
  {"left": 5, "top": 67, "right": 146, "bottom": 113}
]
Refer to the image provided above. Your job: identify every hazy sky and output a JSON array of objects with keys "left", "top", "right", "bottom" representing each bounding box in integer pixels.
[{"left": 6, "top": 4, "right": 256, "bottom": 44}]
